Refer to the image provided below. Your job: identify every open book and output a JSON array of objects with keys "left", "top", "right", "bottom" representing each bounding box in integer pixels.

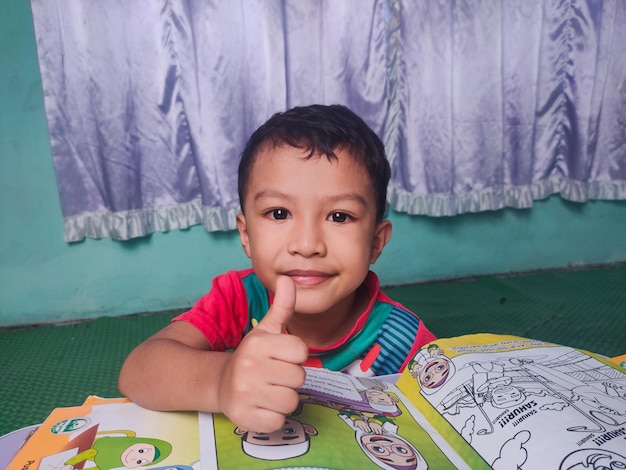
[
  {"left": 200, "top": 334, "right": 626, "bottom": 469},
  {"left": 395, "top": 334, "right": 626, "bottom": 469},
  {"left": 6, "top": 396, "right": 200, "bottom": 470},
  {"left": 8, "top": 334, "right": 626, "bottom": 469}
]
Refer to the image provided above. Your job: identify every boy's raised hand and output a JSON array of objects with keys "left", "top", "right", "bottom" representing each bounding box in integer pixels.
[{"left": 217, "top": 275, "right": 309, "bottom": 432}]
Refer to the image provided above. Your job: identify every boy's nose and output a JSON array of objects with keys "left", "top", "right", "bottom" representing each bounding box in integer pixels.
[{"left": 287, "top": 220, "right": 326, "bottom": 257}]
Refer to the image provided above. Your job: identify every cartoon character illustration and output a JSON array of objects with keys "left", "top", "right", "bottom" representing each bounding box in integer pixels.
[
  {"left": 410, "top": 343, "right": 626, "bottom": 469},
  {"left": 434, "top": 360, "right": 534, "bottom": 436},
  {"left": 559, "top": 449, "right": 626, "bottom": 470},
  {"left": 603, "top": 381, "right": 626, "bottom": 400},
  {"left": 234, "top": 417, "right": 318, "bottom": 461},
  {"left": 364, "top": 386, "right": 401, "bottom": 415},
  {"left": 299, "top": 375, "right": 402, "bottom": 418},
  {"left": 61, "top": 429, "right": 172, "bottom": 470},
  {"left": 430, "top": 352, "right": 626, "bottom": 439},
  {"left": 295, "top": 369, "right": 430, "bottom": 467},
  {"left": 300, "top": 385, "right": 401, "bottom": 418},
  {"left": 511, "top": 356, "right": 626, "bottom": 433},
  {"left": 338, "top": 414, "right": 427, "bottom": 470},
  {"left": 337, "top": 406, "right": 400, "bottom": 436},
  {"left": 409, "top": 344, "right": 456, "bottom": 393}
]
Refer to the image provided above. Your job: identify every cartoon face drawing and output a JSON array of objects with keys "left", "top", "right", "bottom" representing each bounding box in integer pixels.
[
  {"left": 409, "top": 345, "right": 456, "bottom": 395},
  {"left": 243, "top": 418, "right": 311, "bottom": 446},
  {"left": 338, "top": 413, "right": 426, "bottom": 470},
  {"left": 560, "top": 449, "right": 626, "bottom": 470},
  {"left": 491, "top": 385, "right": 526, "bottom": 408},
  {"left": 365, "top": 388, "right": 397, "bottom": 407},
  {"left": 360, "top": 434, "right": 420, "bottom": 470},
  {"left": 121, "top": 443, "right": 156, "bottom": 467},
  {"left": 235, "top": 418, "right": 318, "bottom": 461},
  {"left": 63, "top": 434, "right": 172, "bottom": 470},
  {"left": 419, "top": 358, "right": 451, "bottom": 389}
]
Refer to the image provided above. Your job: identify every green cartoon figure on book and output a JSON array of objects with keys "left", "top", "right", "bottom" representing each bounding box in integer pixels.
[{"left": 62, "top": 429, "right": 172, "bottom": 470}]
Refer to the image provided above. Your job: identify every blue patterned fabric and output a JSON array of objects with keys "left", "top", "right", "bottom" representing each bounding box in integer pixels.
[{"left": 370, "top": 306, "right": 420, "bottom": 375}]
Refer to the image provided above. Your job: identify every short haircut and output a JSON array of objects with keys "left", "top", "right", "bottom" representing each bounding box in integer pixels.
[{"left": 238, "top": 104, "right": 390, "bottom": 222}]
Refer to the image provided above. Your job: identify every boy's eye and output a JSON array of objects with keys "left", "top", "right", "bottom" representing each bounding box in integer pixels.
[
  {"left": 266, "top": 208, "right": 290, "bottom": 220},
  {"left": 327, "top": 212, "right": 351, "bottom": 223}
]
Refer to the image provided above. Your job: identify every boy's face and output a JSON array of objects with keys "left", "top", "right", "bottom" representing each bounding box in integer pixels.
[{"left": 237, "top": 144, "right": 391, "bottom": 317}]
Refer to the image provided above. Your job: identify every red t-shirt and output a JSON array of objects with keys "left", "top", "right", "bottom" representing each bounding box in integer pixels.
[{"left": 175, "top": 269, "right": 436, "bottom": 375}]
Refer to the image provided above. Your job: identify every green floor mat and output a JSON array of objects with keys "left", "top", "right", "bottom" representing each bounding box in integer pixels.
[
  {"left": 386, "top": 264, "right": 626, "bottom": 356},
  {"left": 1, "top": 264, "right": 624, "bottom": 436},
  {"left": 0, "top": 312, "right": 181, "bottom": 436}
]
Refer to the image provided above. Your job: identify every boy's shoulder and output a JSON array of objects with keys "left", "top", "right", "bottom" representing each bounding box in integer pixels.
[{"left": 210, "top": 268, "right": 256, "bottom": 289}]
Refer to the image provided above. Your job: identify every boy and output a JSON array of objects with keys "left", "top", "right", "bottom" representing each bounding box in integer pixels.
[{"left": 118, "top": 104, "right": 435, "bottom": 433}]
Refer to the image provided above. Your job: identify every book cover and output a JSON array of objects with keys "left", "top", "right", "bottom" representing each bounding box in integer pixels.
[
  {"left": 8, "top": 398, "right": 199, "bottom": 470},
  {"left": 610, "top": 354, "right": 626, "bottom": 369}
]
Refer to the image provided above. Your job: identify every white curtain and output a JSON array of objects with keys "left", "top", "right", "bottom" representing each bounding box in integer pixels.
[
  {"left": 30, "top": 0, "right": 626, "bottom": 242},
  {"left": 385, "top": 0, "right": 626, "bottom": 215}
]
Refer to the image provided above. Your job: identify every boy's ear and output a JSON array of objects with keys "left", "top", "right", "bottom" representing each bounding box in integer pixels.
[
  {"left": 369, "top": 220, "right": 392, "bottom": 264},
  {"left": 236, "top": 213, "right": 252, "bottom": 259}
]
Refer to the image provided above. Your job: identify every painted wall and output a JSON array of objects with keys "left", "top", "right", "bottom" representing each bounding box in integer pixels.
[{"left": 1, "top": 0, "right": 625, "bottom": 328}]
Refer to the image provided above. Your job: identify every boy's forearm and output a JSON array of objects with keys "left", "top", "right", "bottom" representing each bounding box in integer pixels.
[{"left": 118, "top": 337, "right": 230, "bottom": 412}]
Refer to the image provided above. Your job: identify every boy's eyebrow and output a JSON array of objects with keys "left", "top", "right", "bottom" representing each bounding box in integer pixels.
[
  {"left": 253, "top": 189, "right": 292, "bottom": 202},
  {"left": 253, "top": 189, "right": 368, "bottom": 206},
  {"left": 324, "top": 193, "right": 369, "bottom": 207}
]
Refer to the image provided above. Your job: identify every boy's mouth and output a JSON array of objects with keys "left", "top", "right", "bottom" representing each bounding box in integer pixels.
[{"left": 284, "top": 270, "right": 331, "bottom": 287}]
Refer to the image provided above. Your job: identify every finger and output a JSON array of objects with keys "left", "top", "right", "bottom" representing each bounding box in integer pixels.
[
  {"left": 256, "top": 275, "right": 296, "bottom": 334},
  {"left": 241, "top": 407, "right": 292, "bottom": 434},
  {"left": 251, "top": 383, "right": 302, "bottom": 416},
  {"left": 261, "top": 358, "right": 307, "bottom": 387}
]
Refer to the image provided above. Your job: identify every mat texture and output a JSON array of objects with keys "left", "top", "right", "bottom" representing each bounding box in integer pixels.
[{"left": 1, "top": 264, "right": 624, "bottom": 436}]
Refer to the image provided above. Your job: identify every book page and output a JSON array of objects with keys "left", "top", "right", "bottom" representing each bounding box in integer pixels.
[
  {"left": 199, "top": 367, "right": 473, "bottom": 469},
  {"left": 8, "top": 399, "right": 199, "bottom": 470},
  {"left": 397, "top": 334, "right": 626, "bottom": 470}
]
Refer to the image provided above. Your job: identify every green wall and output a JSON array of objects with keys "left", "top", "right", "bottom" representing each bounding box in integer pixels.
[{"left": 1, "top": 0, "right": 625, "bottom": 328}]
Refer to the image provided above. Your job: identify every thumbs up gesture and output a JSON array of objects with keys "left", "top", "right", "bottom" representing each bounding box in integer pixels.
[{"left": 217, "top": 276, "right": 309, "bottom": 432}]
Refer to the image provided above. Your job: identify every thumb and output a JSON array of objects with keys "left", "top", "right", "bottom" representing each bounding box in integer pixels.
[{"left": 257, "top": 275, "right": 296, "bottom": 334}]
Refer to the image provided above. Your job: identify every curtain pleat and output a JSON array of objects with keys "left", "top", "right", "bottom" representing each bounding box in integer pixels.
[{"left": 385, "top": 0, "right": 626, "bottom": 216}]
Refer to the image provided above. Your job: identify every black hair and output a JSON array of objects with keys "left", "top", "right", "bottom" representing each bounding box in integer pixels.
[{"left": 237, "top": 104, "right": 390, "bottom": 222}]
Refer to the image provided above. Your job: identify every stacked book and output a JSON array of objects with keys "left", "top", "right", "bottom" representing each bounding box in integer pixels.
[{"left": 7, "top": 334, "right": 626, "bottom": 469}]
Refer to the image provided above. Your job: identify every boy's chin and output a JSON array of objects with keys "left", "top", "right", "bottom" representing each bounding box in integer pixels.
[
  {"left": 293, "top": 303, "right": 328, "bottom": 316},
  {"left": 292, "top": 295, "right": 334, "bottom": 316},
  {"left": 293, "top": 292, "right": 353, "bottom": 317}
]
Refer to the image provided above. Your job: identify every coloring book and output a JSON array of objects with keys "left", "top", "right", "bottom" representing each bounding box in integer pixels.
[
  {"left": 199, "top": 367, "right": 466, "bottom": 469},
  {"left": 199, "top": 334, "right": 626, "bottom": 469},
  {"left": 396, "top": 334, "right": 626, "bottom": 469},
  {"left": 8, "top": 334, "right": 626, "bottom": 469},
  {"left": 7, "top": 397, "right": 199, "bottom": 470}
]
